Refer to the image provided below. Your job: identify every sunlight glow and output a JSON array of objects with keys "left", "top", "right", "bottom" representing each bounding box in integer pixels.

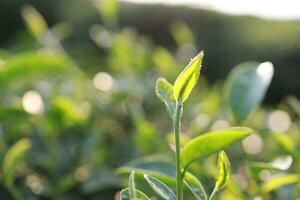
[
  {"left": 242, "top": 133, "right": 263, "bottom": 155},
  {"left": 120, "top": 0, "right": 300, "bottom": 20},
  {"left": 93, "top": 72, "right": 114, "bottom": 92},
  {"left": 22, "top": 90, "right": 44, "bottom": 115},
  {"left": 256, "top": 62, "right": 274, "bottom": 84},
  {"left": 267, "top": 110, "right": 291, "bottom": 132}
]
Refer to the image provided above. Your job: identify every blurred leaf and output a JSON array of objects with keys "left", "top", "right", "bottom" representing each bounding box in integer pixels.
[
  {"left": 21, "top": 5, "right": 48, "bottom": 40},
  {"left": 272, "top": 133, "right": 295, "bottom": 153},
  {"left": 98, "top": 0, "right": 118, "bottom": 26},
  {"left": 170, "top": 20, "right": 195, "bottom": 46},
  {"left": 2, "top": 138, "right": 32, "bottom": 185},
  {"left": 215, "top": 151, "right": 231, "bottom": 190},
  {"left": 144, "top": 174, "right": 176, "bottom": 200},
  {"left": 153, "top": 47, "right": 178, "bottom": 77},
  {"left": 180, "top": 127, "right": 252, "bottom": 170},
  {"left": 129, "top": 171, "right": 137, "bottom": 199},
  {"left": 156, "top": 78, "right": 176, "bottom": 118},
  {"left": 261, "top": 174, "right": 300, "bottom": 193},
  {"left": 225, "top": 61, "right": 274, "bottom": 122},
  {"left": 174, "top": 51, "right": 203, "bottom": 103},
  {"left": 0, "top": 108, "right": 27, "bottom": 121},
  {"left": 0, "top": 52, "right": 70, "bottom": 85},
  {"left": 51, "top": 22, "right": 73, "bottom": 40},
  {"left": 81, "top": 170, "right": 120, "bottom": 194},
  {"left": 50, "top": 96, "right": 85, "bottom": 127},
  {"left": 120, "top": 188, "right": 150, "bottom": 200}
]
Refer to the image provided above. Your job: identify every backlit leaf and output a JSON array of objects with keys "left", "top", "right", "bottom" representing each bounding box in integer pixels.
[
  {"left": 2, "top": 138, "right": 32, "bottom": 185},
  {"left": 215, "top": 151, "right": 231, "bottom": 190},
  {"left": 144, "top": 174, "right": 176, "bottom": 200},
  {"left": 173, "top": 51, "right": 203, "bottom": 103},
  {"left": 261, "top": 174, "right": 300, "bottom": 193},
  {"left": 225, "top": 61, "right": 274, "bottom": 122},
  {"left": 156, "top": 78, "right": 176, "bottom": 118},
  {"left": 181, "top": 127, "right": 252, "bottom": 170}
]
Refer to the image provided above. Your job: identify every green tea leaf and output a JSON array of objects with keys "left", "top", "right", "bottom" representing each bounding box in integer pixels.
[
  {"left": 173, "top": 51, "right": 203, "bottom": 103},
  {"left": 129, "top": 171, "right": 137, "bottom": 199},
  {"left": 116, "top": 158, "right": 206, "bottom": 198},
  {"left": 184, "top": 173, "right": 207, "bottom": 200},
  {"left": 2, "top": 138, "right": 32, "bottom": 185},
  {"left": 120, "top": 188, "right": 150, "bottom": 200},
  {"left": 261, "top": 174, "right": 300, "bottom": 193},
  {"left": 156, "top": 78, "right": 176, "bottom": 118},
  {"left": 144, "top": 174, "right": 176, "bottom": 200},
  {"left": 181, "top": 127, "right": 252, "bottom": 170},
  {"left": 225, "top": 61, "right": 274, "bottom": 122},
  {"left": 215, "top": 151, "right": 231, "bottom": 190}
]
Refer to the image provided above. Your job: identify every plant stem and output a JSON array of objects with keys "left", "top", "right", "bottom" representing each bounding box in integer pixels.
[
  {"left": 173, "top": 103, "right": 183, "bottom": 200},
  {"left": 208, "top": 188, "right": 218, "bottom": 200}
]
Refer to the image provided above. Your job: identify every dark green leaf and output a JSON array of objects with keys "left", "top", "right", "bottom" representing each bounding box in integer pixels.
[
  {"left": 144, "top": 174, "right": 176, "bottom": 200},
  {"left": 225, "top": 61, "right": 274, "bottom": 122}
]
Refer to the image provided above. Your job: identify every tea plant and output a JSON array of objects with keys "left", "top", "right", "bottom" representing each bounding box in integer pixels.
[{"left": 119, "top": 52, "right": 253, "bottom": 200}]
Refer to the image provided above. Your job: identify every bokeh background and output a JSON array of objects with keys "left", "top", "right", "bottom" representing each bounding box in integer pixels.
[{"left": 0, "top": 0, "right": 299, "bottom": 199}]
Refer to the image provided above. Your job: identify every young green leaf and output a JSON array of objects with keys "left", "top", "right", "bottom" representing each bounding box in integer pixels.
[
  {"left": 261, "top": 174, "right": 300, "bottom": 193},
  {"left": 129, "top": 171, "right": 137, "bottom": 199},
  {"left": 2, "top": 138, "right": 32, "bottom": 185},
  {"left": 173, "top": 51, "right": 204, "bottom": 103},
  {"left": 144, "top": 174, "right": 176, "bottom": 200},
  {"left": 156, "top": 78, "right": 176, "bottom": 118},
  {"left": 215, "top": 151, "right": 231, "bottom": 190},
  {"left": 180, "top": 127, "right": 252, "bottom": 170},
  {"left": 208, "top": 151, "right": 231, "bottom": 200},
  {"left": 225, "top": 61, "right": 274, "bottom": 122},
  {"left": 120, "top": 188, "right": 150, "bottom": 200}
]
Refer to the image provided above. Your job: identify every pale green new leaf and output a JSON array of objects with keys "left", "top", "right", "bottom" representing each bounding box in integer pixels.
[
  {"left": 181, "top": 127, "right": 252, "bottom": 170},
  {"left": 156, "top": 78, "right": 176, "bottom": 118},
  {"left": 173, "top": 51, "right": 204, "bottom": 103},
  {"left": 129, "top": 171, "right": 137, "bottom": 199},
  {"left": 120, "top": 188, "right": 150, "bottom": 200},
  {"left": 261, "top": 174, "right": 300, "bottom": 193},
  {"left": 215, "top": 151, "right": 231, "bottom": 190},
  {"left": 144, "top": 174, "right": 176, "bottom": 200},
  {"left": 225, "top": 61, "right": 274, "bottom": 122},
  {"left": 2, "top": 138, "right": 32, "bottom": 185}
]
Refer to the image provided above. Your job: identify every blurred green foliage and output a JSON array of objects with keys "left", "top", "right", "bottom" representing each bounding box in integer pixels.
[{"left": 0, "top": 1, "right": 299, "bottom": 200}]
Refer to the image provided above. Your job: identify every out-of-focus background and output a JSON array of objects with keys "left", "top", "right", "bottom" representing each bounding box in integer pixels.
[{"left": 0, "top": 0, "right": 299, "bottom": 199}]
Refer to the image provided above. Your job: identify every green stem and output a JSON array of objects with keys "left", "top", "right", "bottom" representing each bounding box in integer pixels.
[
  {"left": 173, "top": 103, "right": 183, "bottom": 200},
  {"left": 208, "top": 188, "right": 219, "bottom": 200}
]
